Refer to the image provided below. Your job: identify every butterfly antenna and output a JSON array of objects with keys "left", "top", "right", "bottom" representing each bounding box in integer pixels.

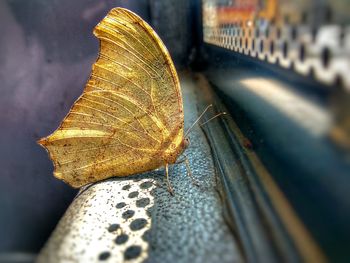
[
  {"left": 199, "top": 112, "right": 227, "bottom": 127},
  {"left": 185, "top": 104, "right": 213, "bottom": 137}
]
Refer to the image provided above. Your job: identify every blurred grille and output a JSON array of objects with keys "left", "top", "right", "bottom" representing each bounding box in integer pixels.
[{"left": 202, "top": 0, "right": 350, "bottom": 90}]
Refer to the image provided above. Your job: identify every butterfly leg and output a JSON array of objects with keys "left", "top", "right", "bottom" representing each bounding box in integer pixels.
[
  {"left": 165, "top": 163, "right": 174, "bottom": 196},
  {"left": 176, "top": 155, "right": 199, "bottom": 186}
]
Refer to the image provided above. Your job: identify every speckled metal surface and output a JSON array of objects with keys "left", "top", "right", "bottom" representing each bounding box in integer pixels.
[{"left": 36, "top": 73, "right": 242, "bottom": 263}]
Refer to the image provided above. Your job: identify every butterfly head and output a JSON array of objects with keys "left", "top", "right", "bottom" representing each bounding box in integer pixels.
[{"left": 183, "top": 137, "right": 190, "bottom": 149}]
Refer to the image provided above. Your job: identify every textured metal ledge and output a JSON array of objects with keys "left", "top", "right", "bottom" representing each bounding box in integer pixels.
[{"left": 36, "top": 73, "right": 241, "bottom": 263}]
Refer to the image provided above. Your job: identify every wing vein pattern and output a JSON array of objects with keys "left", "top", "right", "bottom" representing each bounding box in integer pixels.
[{"left": 38, "top": 8, "right": 184, "bottom": 188}]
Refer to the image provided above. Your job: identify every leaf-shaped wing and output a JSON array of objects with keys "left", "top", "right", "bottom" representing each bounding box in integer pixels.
[{"left": 38, "top": 8, "right": 184, "bottom": 188}]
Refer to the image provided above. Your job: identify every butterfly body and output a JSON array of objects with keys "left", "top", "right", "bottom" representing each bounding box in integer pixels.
[{"left": 38, "top": 8, "right": 185, "bottom": 188}]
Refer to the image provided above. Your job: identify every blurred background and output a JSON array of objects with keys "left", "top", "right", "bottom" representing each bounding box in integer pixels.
[{"left": 1, "top": 0, "right": 349, "bottom": 262}]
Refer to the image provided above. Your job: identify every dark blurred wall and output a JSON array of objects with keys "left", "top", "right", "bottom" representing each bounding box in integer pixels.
[
  {"left": 149, "top": 0, "right": 194, "bottom": 67},
  {"left": 0, "top": 0, "right": 194, "bottom": 254}
]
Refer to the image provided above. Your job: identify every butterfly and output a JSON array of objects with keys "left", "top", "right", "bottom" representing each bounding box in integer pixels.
[{"left": 38, "top": 7, "right": 219, "bottom": 194}]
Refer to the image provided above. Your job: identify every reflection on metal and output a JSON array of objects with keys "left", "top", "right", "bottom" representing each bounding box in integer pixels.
[
  {"left": 240, "top": 77, "right": 332, "bottom": 136},
  {"left": 196, "top": 74, "right": 327, "bottom": 263},
  {"left": 202, "top": 0, "right": 350, "bottom": 90},
  {"left": 205, "top": 65, "right": 350, "bottom": 261}
]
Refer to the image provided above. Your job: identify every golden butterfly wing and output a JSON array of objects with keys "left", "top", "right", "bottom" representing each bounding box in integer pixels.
[{"left": 38, "top": 8, "right": 184, "bottom": 188}]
